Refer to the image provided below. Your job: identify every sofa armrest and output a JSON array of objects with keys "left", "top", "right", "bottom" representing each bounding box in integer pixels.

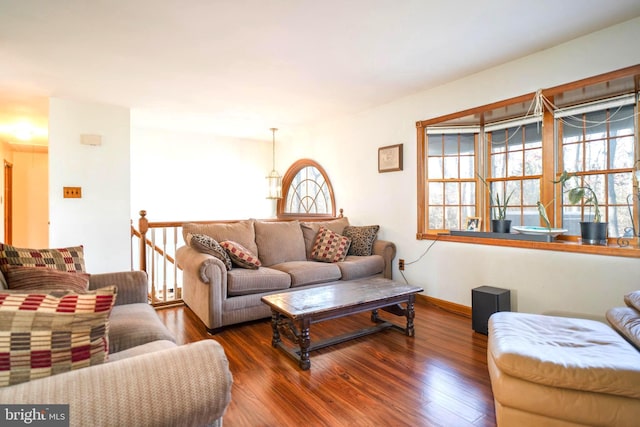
[
  {"left": 0, "top": 340, "right": 233, "bottom": 427},
  {"left": 89, "top": 270, "right": 149, "bottom": 306},
  {"left": 372, "top": 239, "right": 396, "bottom": 280},
  {"left": 176, "top": 246, "right": 228, "bottom": 331}
]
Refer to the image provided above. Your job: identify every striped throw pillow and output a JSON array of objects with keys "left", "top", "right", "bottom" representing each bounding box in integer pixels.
[{"left": 5, "top": 265, "right": 90, "bottom": 293}]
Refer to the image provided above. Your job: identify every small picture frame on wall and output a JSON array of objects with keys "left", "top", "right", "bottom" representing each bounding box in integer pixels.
[
  {"left": 378, "top": 144, "right": 403, "bottom": 173},
  {"left": 465, "top": 217, "right": 482, "bottom": 231}
]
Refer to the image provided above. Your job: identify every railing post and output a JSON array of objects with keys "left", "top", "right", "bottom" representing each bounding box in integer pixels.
[{"left": 139, "top": 210, "right": 148, "bottom": 273}]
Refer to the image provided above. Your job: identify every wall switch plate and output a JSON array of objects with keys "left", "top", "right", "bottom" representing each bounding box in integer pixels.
[{"left": 63, "top": 187, "right": 82, "bottom": 198}]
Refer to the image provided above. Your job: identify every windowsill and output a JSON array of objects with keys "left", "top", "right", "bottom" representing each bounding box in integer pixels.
[{"left": 417, "top": 232, "right": 640, "bottom": 258}]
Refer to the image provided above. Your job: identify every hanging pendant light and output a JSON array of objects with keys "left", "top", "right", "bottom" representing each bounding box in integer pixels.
[{"left": 266, "top": 127, "right": 282, "bottom": 199}]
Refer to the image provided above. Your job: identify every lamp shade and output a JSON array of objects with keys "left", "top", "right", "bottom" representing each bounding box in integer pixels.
[
  {"left": 266, "top": 127, "right": 282, "bottom": 199},
  {"left": 266, "top": 170, "right": 282, "bottom": 199}
]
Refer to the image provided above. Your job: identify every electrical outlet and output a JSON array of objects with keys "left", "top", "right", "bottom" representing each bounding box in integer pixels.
[{"left": 399, "top": 259, "right": 405, "bottom": 270}]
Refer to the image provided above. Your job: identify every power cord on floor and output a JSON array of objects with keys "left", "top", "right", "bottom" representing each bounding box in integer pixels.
[{"left": 399, "top": 234, "right": 440, "bottom": 284}]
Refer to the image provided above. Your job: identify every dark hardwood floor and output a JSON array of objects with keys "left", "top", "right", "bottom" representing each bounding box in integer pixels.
[{"left": 156, "top": 297, "right": 497, "bottom": 427}]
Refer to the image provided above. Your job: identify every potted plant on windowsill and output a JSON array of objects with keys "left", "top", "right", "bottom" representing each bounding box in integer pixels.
[
  {"left": 554, "top": 170, "right": 607, "bottom": 245},
  {"left": 478, "top": 174, "right": 514, "bottom": 233}
]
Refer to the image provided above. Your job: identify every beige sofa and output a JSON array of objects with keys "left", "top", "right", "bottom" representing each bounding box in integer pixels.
[
  {"left": 0, "top": 270, "right": 233, "bottom": 427},
  {"left": 176, "top": 217, "right": 396, "bottom": 332},
  {"left": 487, "top": 291, "right": 640, "bottom": 427}
]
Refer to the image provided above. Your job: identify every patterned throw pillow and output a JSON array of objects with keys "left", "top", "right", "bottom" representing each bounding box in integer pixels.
[
  {"left": 5, "top": 265, "right": 90, "bottom": 293},
  {"left": 0, "top": 244, "right": 86, "bottom": 274},
  {"left": 343, "top": 225, "right": 380, "bottom": 256},
  {"left": 190, "top": 234, "right": 233, "bottom": 270},
  {"left": 220, "top": 241, "right": 261, "bottom": 269},
  {"left": 0, "top": 286, "right": 117, "bottom": 387},
  {"left": 311, "top": 227, "right": 351, "bottom": 263}
]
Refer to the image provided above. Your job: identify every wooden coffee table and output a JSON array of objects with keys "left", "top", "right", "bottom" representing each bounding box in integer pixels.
[{"left": 261, "top": 277, "right": 423, "bottom": 370}]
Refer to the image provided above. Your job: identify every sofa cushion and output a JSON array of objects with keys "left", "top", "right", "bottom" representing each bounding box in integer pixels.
[
  {"left": 337, "top": 255, "right": 384, "bottom": 281},
  {"left": 343, "top": 225, "right": 379, "bottom": 256},
  {"left": 108, "top": 340, "right": 177, "bottom": 363},
  {"left": 606, "top": 306, "right": 640, "bottom": 351},
  {"left": 0, "top": 286, "right": 117, "bottom": 387},
  {"left": 0, "top": 244, "right": 86, "bottom": 289},
  {"left": 489, "top": 311, "right": 640, "bottom": 400},
  {"left": 270, "top": 261, "right": 341, "bottom": 287},
  {"left": 108, "top": 303, "right": 176, "bottom": 354},
  {"left": 190, "top": 234, "right": 232, "bottom": 271},
  {"left": 300, "top": 217, "right": 350, "bottom": 258},
  {"left": 226, "top": 267, "right": 291, "bottom": 296},
  {"left": 624, "top": 290, "right": 640, "bottom": 312},
  {"left": 220, "top": 241, "right": 261, "bottom": 269},
  {"left": 183, "top": 220, "right": 258, "bottom": 257},
  {"left": 254, "top": 221, "right": 306, "bottom": 266},
  {"left": 5, "top": 265, "right": 90, "bottom": 293},
  {"left": 311, "top": 227, "right": 351, "bottom": 263}
]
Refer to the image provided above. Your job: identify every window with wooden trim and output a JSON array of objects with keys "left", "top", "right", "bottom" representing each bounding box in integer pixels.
[
  {"left": 416, "top": 65, "right": 640, "bottom": 257},
  {"left": 277, "top": 159, "right": 336, "bottom": 218},
  {"left": 426, "top": 131, "right": 477, "bottom": 231},
  {"left": 486, "top": 120, "right": 543, "bottom": 226},
  {"left": 557, "top": 101, "right": 636, "bottom": 237}
]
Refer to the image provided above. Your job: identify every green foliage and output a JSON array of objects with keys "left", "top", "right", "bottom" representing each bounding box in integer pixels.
[
  {"left": 553, "top": 170, "right": 602, "bottom": 223},
  {"left": 536, "top": 201, "right": 552, "bottom": 230},
  {"left": 477, "top": 174, "right": 514, "bottom": 220}
]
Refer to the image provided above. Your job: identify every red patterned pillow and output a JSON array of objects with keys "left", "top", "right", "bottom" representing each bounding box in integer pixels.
[
  {"left": 0, "top": 244, "right": 86, "bottom": 274},
  {"left": 311, "top": 227, "right": 351, "bottom": 263},
  {"left": 0, "top": 286, "right": 117, "bottom": 386},
  {"left": 220, "top": 241, "right": 261, "bottom": 269},
  {"left": 5, "top": 265, "right": 90, "bottom": 293}
]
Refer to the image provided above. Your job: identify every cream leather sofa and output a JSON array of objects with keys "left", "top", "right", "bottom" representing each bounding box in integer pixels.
[{"left": 487, "top": 292, "right": 640, "bottom": 427}]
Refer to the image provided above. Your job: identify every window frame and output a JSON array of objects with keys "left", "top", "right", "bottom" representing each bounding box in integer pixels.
[
  {"left": 425, "top": 130, "right": 479, "bottom": 232},
  {"left": 277, "top": 158, "right": 337, "bottom": 219},
  {"left": 416, "top": 65, "right": 640, "bottom": 258}
]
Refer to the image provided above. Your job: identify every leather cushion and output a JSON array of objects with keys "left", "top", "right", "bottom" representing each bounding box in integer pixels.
[
  {"left": 607, "top": 306, "right": 640, "bottom": 351},
  {"left": 489, "top": 311, "right": 640, "bottom": 399}
]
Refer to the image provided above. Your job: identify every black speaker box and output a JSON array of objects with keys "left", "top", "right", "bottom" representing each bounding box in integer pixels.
[{"left": 472, "top": 286, "right": 511, "bottom": 335}]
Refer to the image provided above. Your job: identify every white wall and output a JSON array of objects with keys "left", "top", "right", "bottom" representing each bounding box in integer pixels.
[
  {"left": 12, "top": 150, "right": 48, "bottom": 247},
  {"left": 49, "top": 98, "right": 131, "bottom": 273},
  {"left": 283, "top": 17, "right": 640, "bottom": 319},
  {"left": 130, "top": 127, "right": 276, "bottom": 222}
]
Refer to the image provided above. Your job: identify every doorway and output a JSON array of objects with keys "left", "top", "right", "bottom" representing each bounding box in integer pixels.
[{"left": 4, "top": 160, "right": 12, "bottom": 244}]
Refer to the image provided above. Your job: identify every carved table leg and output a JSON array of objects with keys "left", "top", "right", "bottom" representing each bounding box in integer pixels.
[
  {"left": 371, "top": 309, "right": 380, "bottom": 323},
  {"left": 271, "top": 310, "right": 281, "bottom": 347},
  {"left": 299, "top": 318, "right": 311, "bottom": 370},
  {"left": 405, "top": 296, "right": 416, "bottom": 337}
]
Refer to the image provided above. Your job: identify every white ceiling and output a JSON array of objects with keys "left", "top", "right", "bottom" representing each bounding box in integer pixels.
[{"left": 1, "top": 0, "right": 639, "bottom": 144}]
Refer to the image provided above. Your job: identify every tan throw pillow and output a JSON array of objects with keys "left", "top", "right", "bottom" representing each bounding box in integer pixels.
[
  {"left": 0, "top": 286, "right": 117, "bottom": 387},
  {"left": 254, "top": 221, "right": 306, "bottom": 266},
  {"left": 0, "top": 244, "right": 86, "bottom": 274},
  {"left": 311, "top": 227, "right": 351, "bottom": 263},
  {"left": 343, "top": 225, "right": 380, "bottom": 256},
  {"left": 190, "top": 234, "right": 233, "bottom": 270},
  {"left": 5, "top": 265, "right": 90, "bottom": 293},
  {"left": 220, "top": 241, "right": 261, "bottom": 269}
]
